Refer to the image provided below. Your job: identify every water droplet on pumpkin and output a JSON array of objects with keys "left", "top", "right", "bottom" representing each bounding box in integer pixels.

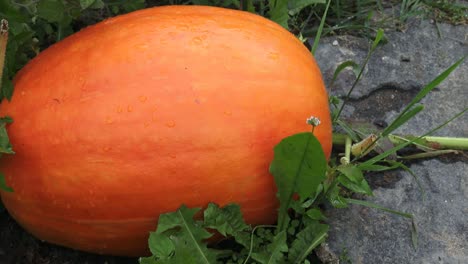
[
  {"left": 224, "top": 110, "right": 232, "bottom": 116},
  {"left": 166, "top": 121, "right": 176, "bottom": 128},
  {"left": 176, "top": 24, "right": 189, "bottom": 31},
  {"left": 116, "top": 106, "right": 123, "bottom": 113},
  {"left": 139, "top": 96, "right": 148, "bottom": 102},
  {"left": 136, "top": 44, "right": 148, "bottom": 50},
  {"left": 170, "top": 154, "right": 177, "bottom": 159},
  {"left": 192, "top": 36, "right": 203, "bottom": 45},
  {"left": 105, "top": 117, "right": 113, "bottom": 124},
  {"left": 127, "top": 105, "right": 133, "bottom": 112},
  {"left": 66, "top": 203, "right": 71, "bottom": 209},
  {"left": 21, "top": 91, "right": 26, "bottom": 96},
  {"left": 268, "top": 52, "right": 279, "bottom": 60},
  {"left": 103, "top": 146, "right": 111, "bottom": 152}
]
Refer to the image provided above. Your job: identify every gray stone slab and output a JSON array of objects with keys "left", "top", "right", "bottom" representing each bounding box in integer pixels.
[{"left": 313, "top": 18, "right": 468, "bottom": 264}]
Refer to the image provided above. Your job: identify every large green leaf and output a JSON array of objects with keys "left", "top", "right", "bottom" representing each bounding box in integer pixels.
[
  {"left": 270, "top": 132, "right": 327, "bottom": 232},
  {"left": 151, "top": 205, "right": 221, "bottom": 263}
]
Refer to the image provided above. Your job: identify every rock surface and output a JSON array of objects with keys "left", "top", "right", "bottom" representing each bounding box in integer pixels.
[{"left": 312, "top": 19, "right": 468, "bottom": 264}]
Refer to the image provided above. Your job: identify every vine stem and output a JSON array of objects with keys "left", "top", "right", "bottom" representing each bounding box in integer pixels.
[
  {"left": 332, "top": 133, "right": 468, "bottom": 151},
  {"left": 0, "top": 19, "right": 8, "bottom": 92}
]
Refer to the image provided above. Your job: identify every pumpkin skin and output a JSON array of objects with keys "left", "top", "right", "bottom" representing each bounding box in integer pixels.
[{"left": 0, "top": 5, "right": 332, "bottom": 257}]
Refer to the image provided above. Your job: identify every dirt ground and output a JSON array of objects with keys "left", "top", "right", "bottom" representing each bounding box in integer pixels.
[{"left": 0, "top": 208, "right": 137, "bottom": 264}]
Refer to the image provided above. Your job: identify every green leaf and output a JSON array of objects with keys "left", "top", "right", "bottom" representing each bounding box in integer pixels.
[
  {"left": 357, "top": 162, "right": 402, "bottom": 172},
  {"left": 203, "top": 203, "right": 251, "bottom": 248},
  {"left": 0, "top": 173, "right": 13, "bottom": 192},
  {"left": 269, "top": 132, "right": 327, "bottom": 232},
  {"left": 37, "top": 0, "right": 66, "bottom": 23},
  {"left": 89, "top": 0, "right": 105, "bottom": 9},
  {"left": 288, "top": 221, "right": 329, "bottom": 263},
  {"left": 251, "top": 230, "right": 288, "bottom": 264},
  {"left": 288, "top": 0, "right": 325, "bottom": 16},
  {"left": 268, "top": 0, "right": 289, "bottom": 29},
  {"left": 148, "top": 232, "right": 174, "bottom": 259},
  {"left": 80, "top": 0, "right": 96, "bottom": 10},
  {"left": 337, "top": 175, "right": 372, "bottom": 195},
  {"left": 154, "top": 205, "right": 220, "bottom": 263},
  {"left": 326, "top": 185, "right": 347, "bottom": 208},
  {"left": 337, "top": 165, "right": 372, "bottom": 195},
  {"left": 139, "top": 256, "right": 157, "bottom": 264},
  {"left": 370, "top": 28, "right": 385, "bottom": 51},
  {"left": 305, "top": 208, "right": 327, "bottom": 221},
  {"left": 121, "top": 0, "right": 146, "bottom": 13},
  {"left": 0, "top": 121, "right": 13, "bottom": 154},
  {"left": 330, "top": 60, "right": 360, "bottom": 87}
]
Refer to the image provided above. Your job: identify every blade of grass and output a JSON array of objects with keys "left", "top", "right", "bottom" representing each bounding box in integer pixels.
[
  {"left": 330, "top": 60, "right": 359, "bottom": 88},
  {"left": 389, "top": 56, "right": 465, "bottom": 130},
  {"left": 381, "top": 105, "right": 424, "bottom": 137},
  {"left": 311, "top": 0, "right": 331, "bottom": 55},
  {"left": 333, "top": 28, "right": 385, "bottom": 122},
  {"left": 345, "top": 198, "right": 412, "bottom": 218}
]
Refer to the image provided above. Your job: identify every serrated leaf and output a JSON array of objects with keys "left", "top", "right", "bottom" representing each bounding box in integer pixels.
[
  {"left": 270, "top": 132, "right": 327, "bottom": 232},
  {"left": 0, "top": 173, "right": 13, "bottom": 192},
  {"left": 269, "top": 0, "right": 289, "bottom": 29},
  {"left": 288, "top": 0, "right": 325, "bottom": 15},
  {"left": 80, "top": 0, "right": 96, "bottom": 9},
  {"left": 148, "top": 232, "right": 174, "bottom": 259},
  {"left": 203, "top": 203, "right": 251, "bottom": 248},
  {"left": 251, "top": 230, "right": 288, "bottom": 264},
  {"left": 154, "top": 205, "right": 220, "bottom": 263},
  {"left": 288, "top": 221, "right": 329, "bottom": 263},
  {"left": 37, "top": 0, "right": 65, "bottom": 23}
]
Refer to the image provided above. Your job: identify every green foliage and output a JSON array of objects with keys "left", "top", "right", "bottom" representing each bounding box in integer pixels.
[
  {"left": 0, "top": 116, "right": 13, "bottom": 192},
  {"left": 141, "top": 205, "right": 223, "bottom": 264}
]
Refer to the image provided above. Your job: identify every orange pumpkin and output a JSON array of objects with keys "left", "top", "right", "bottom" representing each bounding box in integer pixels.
[{"left": 0, "top": 5, "right": 332, "bottom": 256}]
